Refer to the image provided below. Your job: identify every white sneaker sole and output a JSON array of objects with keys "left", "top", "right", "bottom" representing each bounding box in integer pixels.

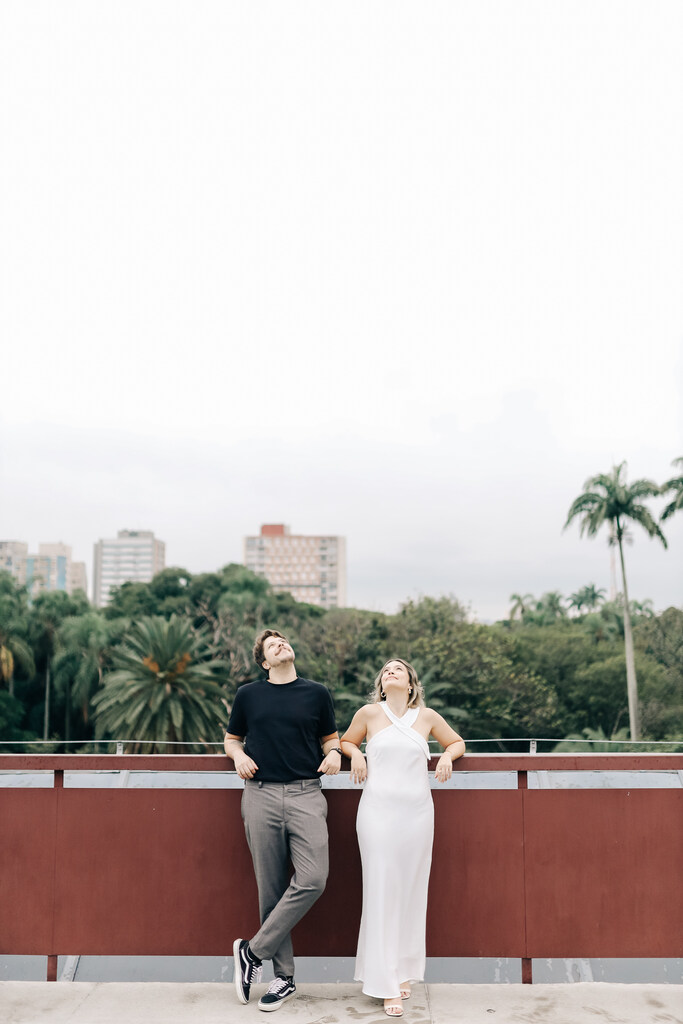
[
  {"left": 233, "top": 939, "right": 248, "bottom": 1004},
  {"left": 258, "top": 990, "right": 296, "bottom": 1012}
]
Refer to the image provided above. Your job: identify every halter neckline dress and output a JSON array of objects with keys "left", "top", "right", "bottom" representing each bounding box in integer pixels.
[{"left": 354, "top": 702, "right": 434, "bottom": 999}]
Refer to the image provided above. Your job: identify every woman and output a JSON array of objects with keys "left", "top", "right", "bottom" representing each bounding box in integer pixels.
[{"left": 341, "top": 659, "right": 465, "bottom": 1017}]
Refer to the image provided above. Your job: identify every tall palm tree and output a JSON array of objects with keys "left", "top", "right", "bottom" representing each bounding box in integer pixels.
[
  {"left": 91, "top": 615, "right": 230, "bottom": 752},
  {"left": 661, "top": 457, "right": 683, "bottom": 522},
  {"left": 29, "top": 591, "right": 77, "bottom": 741},
  {"left": 564, "top": 462, "right": 667, "bottom": 740},
  {"left": 52, "top": 613, "right": 120, "bottom": 741}
]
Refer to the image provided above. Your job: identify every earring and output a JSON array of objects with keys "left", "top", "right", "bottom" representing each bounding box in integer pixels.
[
  {"left": 381, "top": 690, "right": 386, "bottom": 698},
  {"left": 409, "top": 688, "right": 413, "bottom": 694}
]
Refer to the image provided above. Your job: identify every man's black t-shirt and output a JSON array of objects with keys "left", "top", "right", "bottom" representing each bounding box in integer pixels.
[{"left": 226, "top": 676, "right": 337, "bottom": 783}]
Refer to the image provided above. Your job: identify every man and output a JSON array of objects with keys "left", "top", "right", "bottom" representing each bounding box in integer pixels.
[{"left": 224, "top": 629, "right": 342, "bottom": 1012}]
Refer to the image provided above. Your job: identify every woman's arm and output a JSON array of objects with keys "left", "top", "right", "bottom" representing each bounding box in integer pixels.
[
  {"left": 340, "top": 707, "right": 369, "bottom": 784},
  {"left": 426, "top": 710, "right": 466, "bottom": 783}
]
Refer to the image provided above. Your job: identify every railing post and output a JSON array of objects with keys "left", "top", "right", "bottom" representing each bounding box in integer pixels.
[
  {"left": 518, "top": 769, "right": 530, "bottom": 981},
  {"left": 50, "top": 772, "right": 64, "bottom": 978}
]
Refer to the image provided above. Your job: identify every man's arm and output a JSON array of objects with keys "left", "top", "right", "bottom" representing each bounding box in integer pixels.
[
  {"left": 224, "top": 732, "right": 259, "bottom": 780},
  {"left": 317, "top": 731, "right": 342, "bottom": 775}
]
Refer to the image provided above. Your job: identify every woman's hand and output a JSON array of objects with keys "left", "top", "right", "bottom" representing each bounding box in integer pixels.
[
  {"left": 350, "top": 750, "right": 367, "bottom": 784},
  {"left": 434, "top": 753, "right": 452, "bottom": 783}
]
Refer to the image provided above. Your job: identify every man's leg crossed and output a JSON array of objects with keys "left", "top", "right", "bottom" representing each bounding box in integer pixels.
[
  {"left": 235, "top": 782, "right": 292, "bottom": 1002},
  {"left": 250, "top": 780, "right": 329, "bottom": 974}
]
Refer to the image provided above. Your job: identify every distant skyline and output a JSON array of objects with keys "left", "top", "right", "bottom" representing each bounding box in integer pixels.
[
  {"left": 4, "top": 436, "right": 681, "bottom": 624},
  {"left": 1, "top": 3, "right": 682, "bottom": 622}
]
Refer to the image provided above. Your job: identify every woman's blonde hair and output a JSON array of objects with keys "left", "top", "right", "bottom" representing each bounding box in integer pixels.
[{"left": 370, "top": 658, "right": 424, "bottom": 708}]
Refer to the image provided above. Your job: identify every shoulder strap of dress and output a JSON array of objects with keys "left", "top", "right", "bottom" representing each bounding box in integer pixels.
[
  {"left": 379, "top": 704, "right": 430, "bottom": 757},
  {"left": 379, "top": 701, "right": 396, "bottom": 724}
]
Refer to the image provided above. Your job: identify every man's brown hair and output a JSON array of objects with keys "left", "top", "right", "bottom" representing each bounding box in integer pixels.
[{"left": 253, "top": 629, "right": 288, "bottom": 671}]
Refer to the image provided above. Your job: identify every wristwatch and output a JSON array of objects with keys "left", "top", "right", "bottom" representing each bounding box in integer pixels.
[{"left": 329, "top": 747, "right": 343, "bottom": 757}]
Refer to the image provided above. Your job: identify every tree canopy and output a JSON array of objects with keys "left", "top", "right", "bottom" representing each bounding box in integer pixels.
[{"left": 0, "top": 562, "right": 680, "bottom": 754}]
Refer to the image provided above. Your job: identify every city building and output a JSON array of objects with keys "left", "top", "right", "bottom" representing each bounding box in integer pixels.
[
  {"left": 0, "top": 541, "right": 28, "bottom": 578},
  {"left": 69, "top": 560, "right": 88, "bottom": 595},
  {"left": 243, "top": 524, "right": 346, "bottom": 609},
  {"left": 92, "top": 530, "right": 166, "bottom": 608},
  {"left": 7, "top": 542, "right": 88, "bottom": 598}
]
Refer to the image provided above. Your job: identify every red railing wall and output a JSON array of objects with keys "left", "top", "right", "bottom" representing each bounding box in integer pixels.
[{"left": 1, "top": 754, "right": 682, "bottom": 982}]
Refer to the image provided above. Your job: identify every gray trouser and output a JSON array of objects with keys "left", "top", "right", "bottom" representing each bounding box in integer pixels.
[{"left": 242, "top": 778, "right": 329, "bottom": 978}]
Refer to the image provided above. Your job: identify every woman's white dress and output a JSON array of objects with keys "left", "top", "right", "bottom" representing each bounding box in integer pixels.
[{"left": 354, "top": 703, "right": 434, "bottom": 998}]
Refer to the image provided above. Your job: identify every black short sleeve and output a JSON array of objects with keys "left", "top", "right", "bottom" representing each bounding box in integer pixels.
[{"left": 225, "top": 676, "right": 339, "bottom": 782}]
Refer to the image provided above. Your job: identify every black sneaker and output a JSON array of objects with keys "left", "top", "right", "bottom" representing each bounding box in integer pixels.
[
  {"left": 233, "top": 938, "right": 263, "bottom": 1004},
  {"left": 257, "top": 976, "right": 296, "bottom": 1012}
]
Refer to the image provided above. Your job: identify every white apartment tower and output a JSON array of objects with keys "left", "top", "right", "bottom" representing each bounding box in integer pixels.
[
  {"left": 92, "top": 530, "right": 166, "bottom": 608},
  {"left": 243, "top": 525, "right": 346, "bottom": 609}
]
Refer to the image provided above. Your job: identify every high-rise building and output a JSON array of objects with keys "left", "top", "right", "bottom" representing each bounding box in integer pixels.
[
  {"left": 92, "top": 530, "right": 166, "bottom": 608},
  {"left": 243, "top": 524, "right": 346, "bottom": 609},
  {"left": 10, "top": 542, "right": 87, "bottom": 598},
  {"left": 69, "top": 560, "right": 88, "bottom": 595},
  {"left": 0, "top": 541, "right": 29, "bottom": 578}
]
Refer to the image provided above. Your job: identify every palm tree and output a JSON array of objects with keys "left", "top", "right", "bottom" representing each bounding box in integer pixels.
[
  {"left": 29, "top": 591, "right": 76, "bottom": 741},
  {"left": 629, "top": 598, "right": 655, "bottom": 619},
  {"left": 536, "top": 591, "right": 567, "bottom": 623},
  {"left": 564, "top": 462, "right": 667, "bottom": 740},
  {"left": 569, "top": 583, "right": 606, "bottom": 616},
  {"left": 91, "top": 615, "right": 230, "bottom": 752},
  {"left": 52, "top": 613, "right": 121, "bottom": 741},
  {"left": 661, "top": 457, "right": 683, "bottom": 522},
  {"left": 508, "top": 593, "right": 534, "bottom": 623},
  {"left": 0, "top": 575, "right": 34, "bottom": 697},
  {"left": 581, "top": 583, "right": 607, "bottom": 612}
]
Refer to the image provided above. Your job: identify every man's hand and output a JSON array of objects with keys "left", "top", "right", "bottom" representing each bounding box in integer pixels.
[
  {"left": 234, "top": 751, "right": 259, "bottom": 780},
  {"left": 317, "top": 750, "right": 341, "bottom": 776}
]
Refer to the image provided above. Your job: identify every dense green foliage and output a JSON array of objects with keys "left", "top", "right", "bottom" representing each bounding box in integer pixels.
[{"left": 0, "top": 564, "right": 681, "bottom": 753}]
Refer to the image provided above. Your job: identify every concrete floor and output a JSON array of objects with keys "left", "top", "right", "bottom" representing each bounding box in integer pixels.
[{"left": 1, "top": 981, "right": 682, "bottom": 1024}]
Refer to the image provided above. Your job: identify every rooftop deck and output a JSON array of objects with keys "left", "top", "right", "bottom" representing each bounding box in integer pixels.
[
  {"left": 2, "top": 752, "right": 682, "bottom": 1020},
  {"left": 2, "top": 980, "right": 681, "bottom": 1024}
]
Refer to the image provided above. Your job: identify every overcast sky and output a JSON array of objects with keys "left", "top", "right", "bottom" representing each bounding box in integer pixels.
[{"left": 1, "top": 2, "right": 682, "bottom": 622}]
